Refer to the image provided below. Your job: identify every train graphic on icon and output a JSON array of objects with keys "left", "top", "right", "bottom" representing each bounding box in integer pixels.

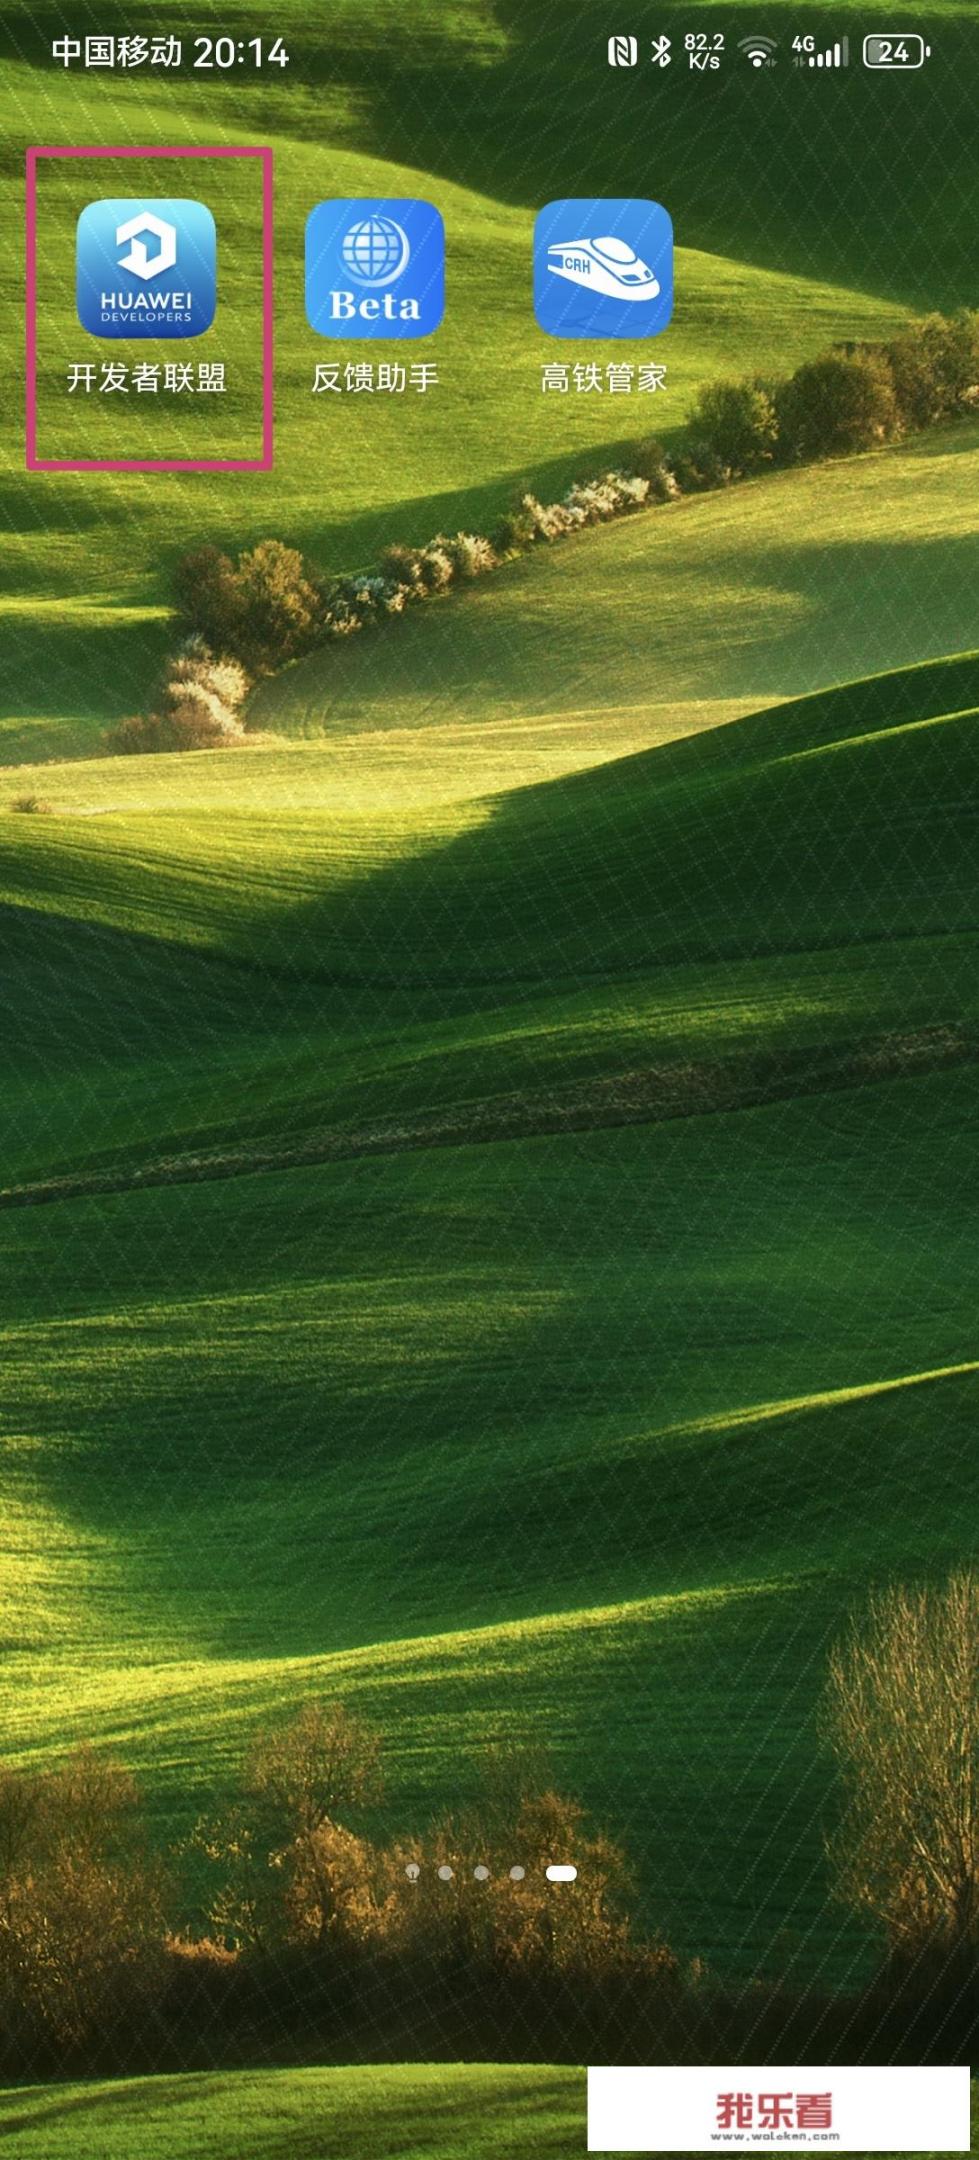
[{"left": 546, "top": 234, "right": 660, "bottom": 302}]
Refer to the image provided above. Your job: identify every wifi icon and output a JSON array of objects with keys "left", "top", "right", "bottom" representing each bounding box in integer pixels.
[{"left": 738, "top": 34, "right": 778, "bottom": 66}]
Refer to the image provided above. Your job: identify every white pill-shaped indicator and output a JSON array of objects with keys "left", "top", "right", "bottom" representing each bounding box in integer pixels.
[{"left": 545, "top": 1863, "right": 577, "bottom": 1882}]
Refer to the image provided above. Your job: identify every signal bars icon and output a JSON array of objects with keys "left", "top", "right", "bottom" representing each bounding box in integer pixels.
[{"left": 795, "top": 34, "right": 850, "bottom": 66}]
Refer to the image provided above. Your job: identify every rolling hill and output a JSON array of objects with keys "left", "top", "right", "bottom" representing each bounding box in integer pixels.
[
  {"left": 0, "top": 2065, "right": 583, "bottom": 2159},
  {"left": 2, "top": 0, "right": 979, "bottom": 2124},
  {"left": 2, "top": 641, "right": 978, "bottom": 1980}
]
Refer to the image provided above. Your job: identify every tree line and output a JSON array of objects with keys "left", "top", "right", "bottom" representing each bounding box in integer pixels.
[
  {"left": 103, "top": 309, "right": 979, "bottom": 754},
  {"left": 2, "top": 1567, "right": 978, "bottom": 2073}
]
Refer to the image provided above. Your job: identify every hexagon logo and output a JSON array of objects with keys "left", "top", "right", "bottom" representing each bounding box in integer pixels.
[{"left": 115, "top": 211, "right": 177, "bottom": 281}]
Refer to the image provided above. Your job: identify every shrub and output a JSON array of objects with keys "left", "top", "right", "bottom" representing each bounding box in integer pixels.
[
  {"left": 106, "top": 640, "right": 249, "bottom": 755},
  {"left": 320, "top": 583, "right": 365, "bottom": 638},
  {"left": 105, "top": 712, "right": 163, "bottom": 755},
  {"left": 107, "top": 707, "right": 241, "bottom": 754},
  {"left": 932, "top": 309, "right": 979, "bottom": 408},
  {"left": 886, "top": 311, "right": 979, "bottom": 430},
  {"left": 0, "top": 1751, "right": 166, "bottom": 2046},
  {"left": 191, "top": 1802, "right": 277, "bottom": 1952},
  {"left": 692, "top": 379, "right": 778, "bottom": 473},
  {"left": 489, "top": 505, "right": 538, "bottom": 554},
  {"left": 172, "top": 545, "right": 242, "bottom": 655},
  {"left": 196, "top": 1702, "right": 386, "bottom": 1952},
  {"left": 418, "top": 544, "right": 455, "bottom": 591},
  {"left": 885, "top": 321, "right": 949, "bottom": 431},
  {"left": 342, "top": 574, "right": 385, "bottom": 617},
  {"left": 247, "top": 1700, "right": 384, "bottom": 1839},
  {"left": 565, "top": 472, "right": 650, "bottom": 525},
  {"left": 520, "top": 492, "right": 575, "bottom": 541},
  {"left": 280, "top": 1818, "right": 384, "bottom": 1951},
  {"left": 166, "top": 640, "right": 249, "bottom": 715},
  {"left": 9, "top": 792, "right": 53, "bottom": 814},
  {"left": 327, "top": 572, "right": 409, "bottom": 622},
  {"left": 669, "top": 441, "right": 731, "bottom": 493},
  {"left": 161, "top": 642, "right": 249, "bottom": 744},
  {"left": 163, "top": 698, "right": 245, "bottom": 750},
  {"left": 378, "top": 543, "right": 426, "bottom": 594},
  {"left": 824, "top": 1568, "right": 979, "bottom": 1966},
  {"left": 382, "top": 1785, "right": 644, "bottom": 1980},
  {"left": 630, "top": 436, "right": 681, "bottom": 500},
  {"left": 231, "top": 540, "right": 324, "bottom": 674},
  {"left": 775, "top": 349, "right": 899, "bottom": 462},
  {"left": 441, "top": 532, "right": 498, "bottom": 580},
  {"left": 173, "top": 539, "right": 324, "bottom": 675}
]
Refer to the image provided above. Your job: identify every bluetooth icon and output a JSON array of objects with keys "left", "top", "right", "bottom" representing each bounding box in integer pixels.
[{"left": 650, "top": 34, "right": 672, "bottom": 65}]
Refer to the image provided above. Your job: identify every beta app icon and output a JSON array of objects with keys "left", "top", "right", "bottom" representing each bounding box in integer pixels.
[
  {"left": 76, "top": 199, "right": 217, "bottom": 338},
  {"left": 305, "top": 199, "right": 445, "bottom": 339},
  {"left": 534, "top": 198, "right": 673, "bottom": 339}
]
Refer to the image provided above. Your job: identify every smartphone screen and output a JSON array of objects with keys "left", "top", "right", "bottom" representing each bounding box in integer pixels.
[{"left": 2, "top": 3, "right": 977, "bottom": 2155}]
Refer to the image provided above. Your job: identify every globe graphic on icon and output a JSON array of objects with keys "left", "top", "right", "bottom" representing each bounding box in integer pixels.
[{"left": 341, "top": 215, "right": 410, "bottom": 287}]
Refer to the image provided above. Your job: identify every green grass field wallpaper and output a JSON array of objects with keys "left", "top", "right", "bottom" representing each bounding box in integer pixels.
[{"left": 1, "top": 0, "right": 978, "bottom": 2150}]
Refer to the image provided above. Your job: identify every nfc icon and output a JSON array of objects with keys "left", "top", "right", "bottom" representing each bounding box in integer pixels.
[{"left": 607, "top": 34, "right": 638, "bottom": 66}]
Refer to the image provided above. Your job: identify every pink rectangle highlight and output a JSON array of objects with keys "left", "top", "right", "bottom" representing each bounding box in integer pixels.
[{"left": 25, "top": 143, "right": 274, "bottom": 472}]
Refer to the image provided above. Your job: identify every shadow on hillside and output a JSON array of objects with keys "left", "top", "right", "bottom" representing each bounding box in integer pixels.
[
  {"left": 0, "top": 897, "right": 338, "bottom": 1124},
  {"left": 362, "top": 1, "right": 978, "bottom": 308},
  {"left": 0, "top": 611, "right": 171, "bottom": 762},
  {"left": 230, "top": 631, "right": 979, "bottom": 1022}
]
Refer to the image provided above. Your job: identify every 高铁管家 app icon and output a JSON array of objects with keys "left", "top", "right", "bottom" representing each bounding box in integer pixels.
[
  {"left": 76, "top": 198, "right": 217, "bottom": 337},
  {"left": 534, "top": 198, "right": 673, "bottom": 338},
  {"left": 305, "top": 199, "right": 445, "bottom": 338}
]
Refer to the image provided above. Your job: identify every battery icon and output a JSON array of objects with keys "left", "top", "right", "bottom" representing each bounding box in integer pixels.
[{"left": 863, "top": 33, "right": 931, "bottom": 66}]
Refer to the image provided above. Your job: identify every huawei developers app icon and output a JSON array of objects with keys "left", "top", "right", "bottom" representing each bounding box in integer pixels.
[
  {"left": 76, "top": 199, "right": 217, "bottom": 338},
  {"left": 534, "top": 198, "right": 673, "bottom": 338},
  {"left": 305, "top": 199, "right": 445, "bottom": 339}
]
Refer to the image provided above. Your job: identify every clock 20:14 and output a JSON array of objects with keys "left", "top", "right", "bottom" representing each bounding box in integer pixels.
[{"left": 193, "top": 35, "right": 290, "bottom": 65}]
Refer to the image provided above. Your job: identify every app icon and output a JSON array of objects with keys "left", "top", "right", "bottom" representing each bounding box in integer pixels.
[
  {"left": 76, "top": 199, "right": 216, "bottom": 339},
  {"left": 533, "top": 199, "right": 673, "bottom": 339},
  {"left": 305, "top": 199, "right": 445, "bottom": 339}
]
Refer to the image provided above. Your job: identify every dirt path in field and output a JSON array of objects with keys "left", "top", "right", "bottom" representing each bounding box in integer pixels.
[{"left": 1, "top": 1025, "right": 971, "bottom": 1212}]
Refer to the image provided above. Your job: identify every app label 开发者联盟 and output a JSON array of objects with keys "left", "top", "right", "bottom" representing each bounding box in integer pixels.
[{"left": 76, "top": 198, "right": 217, "bottom": 337}]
